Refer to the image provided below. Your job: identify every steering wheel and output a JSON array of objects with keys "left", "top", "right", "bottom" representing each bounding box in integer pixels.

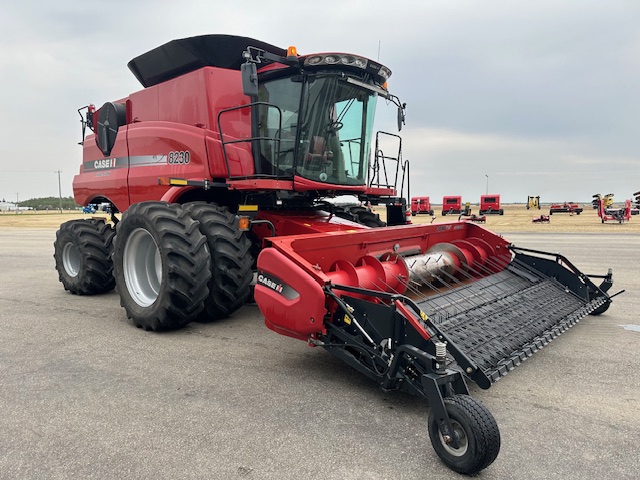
[{"left": 324, "top": 121, "right": 343, "bottom": 133}]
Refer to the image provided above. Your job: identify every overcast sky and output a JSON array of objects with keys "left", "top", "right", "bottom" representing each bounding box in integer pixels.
[{"left": 0, "top": 0, "right": 638, "bottom": 204}]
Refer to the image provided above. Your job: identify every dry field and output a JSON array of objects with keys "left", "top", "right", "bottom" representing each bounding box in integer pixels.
[{"left": 1, "top": 204, "right": 639, "bottom": 234}]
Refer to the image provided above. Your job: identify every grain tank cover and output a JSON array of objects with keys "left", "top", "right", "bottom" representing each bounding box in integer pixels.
[{"left": 127, "top": 34, "right": 287, "bottom": 88}]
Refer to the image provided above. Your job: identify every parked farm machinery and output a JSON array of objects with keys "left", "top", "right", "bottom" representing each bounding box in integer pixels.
[
  {"left": 442, "top": 196, "right": 470, "bottom": 216},
  {"left": 592, "top": 193, "right": 614, "bottom": 210},
  {"left": 549, "top": 202, "right": 583, "bottom": 215},
  {"left": 526, "top": 196, "right": 540, "bottom": 209},
  {"left": 53, "top": 34, "right": 617, "bottom": 475},
  {"left": 459, "top": 213, "right": 486, "bottom": 223},
  {"left": 595, "top": 197, "right": 632, "bottom": 223},
  {"left": 479, "top": 195, "right": 503, "bottom": 215},
  {"left": 532, "top": 214, "right": 550, "bottom": 223},
  {"left": 411, "top": 196, "right": 434, "bottom": 216}
]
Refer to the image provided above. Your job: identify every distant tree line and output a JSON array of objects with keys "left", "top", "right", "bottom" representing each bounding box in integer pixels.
[{"left": 18, "top": 196, "right": 80, "bottom": 210}]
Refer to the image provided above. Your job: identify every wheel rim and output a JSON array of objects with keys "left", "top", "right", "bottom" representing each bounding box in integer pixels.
[
  {"left": 123, "top": 228, "right": 162, "bottom": 307},
  {"left": 62, "top": 242, "right": 82, "bottom": 277},
  {"left": 438, "top": 419, "right": 468, "bottom": 457}
]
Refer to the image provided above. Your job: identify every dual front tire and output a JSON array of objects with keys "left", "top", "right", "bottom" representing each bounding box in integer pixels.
[
  {"left": 112, "top": 202, "right": 211, "bottom": 331},
  {"left": 112, "top": 201, "right": 253, "bottom": 331}
]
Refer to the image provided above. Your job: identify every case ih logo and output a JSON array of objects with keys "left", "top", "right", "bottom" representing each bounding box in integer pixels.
[
  {"left": 257, "top": 273, "right": 283, "bottom": 294},
  {"left": 94, "top": 158, "right": 117, "bottom": 169}
]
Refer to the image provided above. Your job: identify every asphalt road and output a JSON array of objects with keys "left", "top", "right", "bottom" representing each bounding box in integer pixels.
[{"left": 0, "top": 228, "right": 638, "bottom": 480}]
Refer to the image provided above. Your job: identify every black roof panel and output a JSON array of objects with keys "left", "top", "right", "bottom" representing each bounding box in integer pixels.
[{"left": 127, "top": 34, "right": 287, "bottom": 87}]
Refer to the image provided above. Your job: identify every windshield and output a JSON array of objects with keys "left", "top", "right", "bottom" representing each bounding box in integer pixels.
[{"left": 257, "top": 73, "right": 378, "bottom": 186}]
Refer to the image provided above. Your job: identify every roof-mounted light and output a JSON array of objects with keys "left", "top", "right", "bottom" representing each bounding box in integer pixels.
[
  {"left": 302, "top": 53, "right": 392, "bottom": 82},
  {"left": 303, "top": 53, "right": 369, "bottom": 70},
  {"left": 378, "top": 66, "right": 392, "bottom": 81}
]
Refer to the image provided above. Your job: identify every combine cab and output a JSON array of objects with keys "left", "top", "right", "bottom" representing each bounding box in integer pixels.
[{"left": 53, "top": 34, "right": 618, "bottom": 475}]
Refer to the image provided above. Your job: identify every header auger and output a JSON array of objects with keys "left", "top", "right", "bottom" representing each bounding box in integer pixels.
[{"left": 54, "top": 35, "right": 616, "bottom": 475}]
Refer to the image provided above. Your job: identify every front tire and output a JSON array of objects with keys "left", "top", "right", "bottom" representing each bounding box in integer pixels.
[
  {"left": 112, "top": 202, "right": 211, "bottom": 331},
  {"left": 428, "top": 394, "right": 500, "bottom": 475},
  {"left": 185, "top": 203, "right": 253, "bottom": 321},
  {"left": 53, "top": 218, "right": 116, "bottom": 295}
]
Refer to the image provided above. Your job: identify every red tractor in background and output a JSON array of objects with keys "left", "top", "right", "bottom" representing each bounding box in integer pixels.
[
  {"left": 410, "top": 196, "right": 434, "bottom": 216},
  {"left": 52, "top": 35, "right": 617, "bottom": 475},
  {"left": 441, "top": 195, "right": 470, "bottom": 216},
  {"left": 479, "top": 195, "right": 503, "bottom": 215}
]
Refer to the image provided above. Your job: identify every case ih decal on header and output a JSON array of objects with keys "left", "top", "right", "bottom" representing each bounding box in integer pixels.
[{"left": 57, "top": 35, "right": 619, "bottom": 475}]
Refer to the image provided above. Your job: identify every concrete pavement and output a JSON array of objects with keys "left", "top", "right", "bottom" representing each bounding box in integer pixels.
[{"left": 0, "top": 228, "right": 638, "bottom": 479}]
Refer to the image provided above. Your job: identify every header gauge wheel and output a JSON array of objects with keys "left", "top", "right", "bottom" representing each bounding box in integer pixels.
[{"left": 428, "top": 394, "right": 500, "bottom": 475}]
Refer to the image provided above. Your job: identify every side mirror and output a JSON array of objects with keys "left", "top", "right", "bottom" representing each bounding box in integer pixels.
[
  {"left": 241, "top": 62, "right": 258, "bottom": 98},
  {"left": 397, "top": 103, "right": 406, "bottom": 132}
]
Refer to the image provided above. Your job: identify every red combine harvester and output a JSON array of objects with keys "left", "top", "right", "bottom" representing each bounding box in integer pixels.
[
  {"left": 441, "top": 195, "right": 470, "bottom": 216},
  {"left": 479, "top": 195, "right": 503, "bottom": 215},
  {"left": 411, "top": 196, "right": 434, "bottom": 216},
  {"left": 53, "top": 35, "right": 617, "bottom": 475},
  {"left": 549, "top": 202, "right": 583, "bottom": 215}
]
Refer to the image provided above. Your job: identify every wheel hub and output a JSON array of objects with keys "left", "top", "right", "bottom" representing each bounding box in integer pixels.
[
  {"left": 439, "top": 420, "right": 468, "bottom": 457},
  {"left": 123, "top": 228, "right": 162, "bottom": 307},
  {"left": 62, "top": 242, "right": 82, "bottom": 277}
]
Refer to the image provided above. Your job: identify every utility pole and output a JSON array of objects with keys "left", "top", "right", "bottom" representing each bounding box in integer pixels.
[
  {"left": 55, "top": 170, "right": 63, "bottom": 213},
  {"left": 485, "top": 174, "right": 489, "bottom": 195},
  {"left": 15, "top": 192, "right": 19, "bottom": 214}
]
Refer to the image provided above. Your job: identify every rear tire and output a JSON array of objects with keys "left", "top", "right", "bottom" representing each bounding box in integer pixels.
[
  {"left": 185, "top": 203, "right": 253, "bottom": 321},
  {"left": 333, "top": 205, "right": 386, "bottom": 227},
  {"left": 112, "top": 202, "right": 211, "bottom": 331},
  {"left": 53, "top": 218, "right": 116, "bottom": 295},
  {"left": 428, "top": 394, "right": 500, "bottom": 475},
  {"left": 354, "top": 210, "right": 386, "bottom": 227}
]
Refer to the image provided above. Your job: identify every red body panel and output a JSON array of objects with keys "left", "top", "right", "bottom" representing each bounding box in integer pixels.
[
  {"left": 255, "top": 248, "right": 327, "bottom": 341},
  {"left": 73, "top": 132, "right": 131, "bottom": 209},
  {"left": 251, "top": 210, "right": 368, "bottom": 242},
  {"left": 73, "top": 67, "right": 254, "bottom": 211}
]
